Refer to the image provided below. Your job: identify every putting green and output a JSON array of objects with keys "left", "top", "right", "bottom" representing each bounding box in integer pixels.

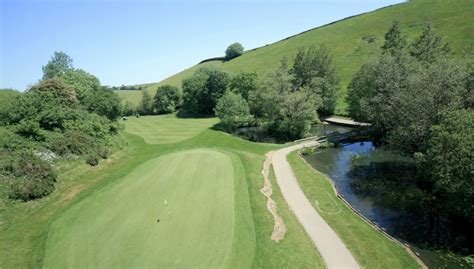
[
  {"left": 124, "top": 115, "right": 218, "bottom": 144},
  {"left": 43, "top": 149, "right": 254, "bottom": 268}
]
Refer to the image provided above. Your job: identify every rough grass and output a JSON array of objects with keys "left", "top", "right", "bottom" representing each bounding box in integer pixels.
[
  {"left": 114, "top": 90, "right": 143, "bottom": 106},
  {"left": 287, "top": 151, "right": 421, "bottom": 269},
  {"left": 120, "top": 0, "right": 473, "bottom": 114},
  {"left": 0, "top": 115, "right": 327, "bottom": 268}
]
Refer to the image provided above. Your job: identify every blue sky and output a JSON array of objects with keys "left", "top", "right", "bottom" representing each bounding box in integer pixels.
[{"left": 1, "top": 0, "right": 403, "bottom": 90}]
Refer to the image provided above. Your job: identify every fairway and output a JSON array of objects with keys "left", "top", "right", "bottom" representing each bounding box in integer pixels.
[
  {"left": 124, "top": 115, "right": 218, "bottom": 144},
  {"left": 42, "top": 149, "right": 255, "bottom": 268}
]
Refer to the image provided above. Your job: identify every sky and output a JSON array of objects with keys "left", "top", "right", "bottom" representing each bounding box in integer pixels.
[{"left": 0, "top": 0, "right": 404, "bottom": 90}]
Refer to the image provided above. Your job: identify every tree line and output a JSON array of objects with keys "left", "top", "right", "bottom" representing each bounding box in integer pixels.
[
  {"left": 141, "top": 44, "right": 339, "bottom": 141},
  {"left": 347, "top": 22, "right": 473, "bottom": 248},
  {"left": 0, "top": 52, "right": 123, "bottom": 201}
]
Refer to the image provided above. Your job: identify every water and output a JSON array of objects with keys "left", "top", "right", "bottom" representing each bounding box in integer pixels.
[
  {"left": 303, "top": 141, "right": 411, "bottom": 231},
  {"left": 303, "top": 139, "right": 472, "bottom": 268}
]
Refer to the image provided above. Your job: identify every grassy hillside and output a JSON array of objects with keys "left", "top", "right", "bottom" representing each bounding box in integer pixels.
[{"left": 120, "top": 0, "right": 473, "bottom": 114}]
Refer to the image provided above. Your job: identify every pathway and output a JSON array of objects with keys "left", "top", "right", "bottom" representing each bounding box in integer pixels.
[{"left": 271, "top": 141, "right": 360, "bottom": 269}]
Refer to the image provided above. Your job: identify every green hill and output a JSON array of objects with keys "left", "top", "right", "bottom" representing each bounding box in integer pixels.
[{"left": 119, "top": 0, "right": 473, "bottom": 114}]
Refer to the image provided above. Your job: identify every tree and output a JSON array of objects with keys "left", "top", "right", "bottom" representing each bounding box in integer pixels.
[
  {"left": 381, "top": 21, "right": 407, "bottom": 56},
  {"left": 62, "top": 69, "right": 101, "bottom": 101},
  {"left": 182, "top": 72, "right": 208, "bottom": 114},
  {"left": 290, "top": 45, "right": 339, "bottom": 115},
  {"left": 42, "top": 51, "right": 73, "bottom": 79},
  {"left": 29, "top": 77, "right": 77, "bottom": 105},
  {"left": 84, "top": 86, "right": 122, "bottom": 120},
  {"left": 181, "top": 67, "right": 229, "bottom": 115},
  {"left": 421, "top": 109, "right": 474, "bottom": 223},
  {"left": 410, "top": 23, "right": 451, "bottom": 64},
  {"left": 225, "top": 42, "right": 244, "bottom": 60},
  {"left": 214, "top": 91, "right": 253, "bottom": 131},
  {"left": 270, "top": 90, "right": 318, "bottom": 141},
  {"left": 229, "top": 72, "right": 258, "bottom": 100},
  {"left": 154, "top": 85, "right": 182, "bottom": 114},
  {"left": 138, "top": 90, "right": 154, "bottom": 115},
  {"left": 249, "top": 59, "right": 292, "bottom": 120}
]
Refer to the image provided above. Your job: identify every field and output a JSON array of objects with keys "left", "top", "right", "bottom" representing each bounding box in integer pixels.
[
  {"left": 0, "top": 115, "right": 327, "bottom": 268},
  {"left": 118, "top": 0, "right": 473, "bottom": 114}
]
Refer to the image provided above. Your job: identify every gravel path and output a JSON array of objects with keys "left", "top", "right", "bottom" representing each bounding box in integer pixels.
[{"left": 271, "top": 141, "right": 360, "bottom": 269}]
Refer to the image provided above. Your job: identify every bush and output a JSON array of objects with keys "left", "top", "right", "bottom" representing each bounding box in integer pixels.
[
  {"left": 214, "top": 91, "right": 253, "bottom": 131},
  {"left": 53, "top": 131, "right": 94, "bottom": 156},
  {"left": 86, "top": 155, "right": 99, "bottom": 166},
  {"left": 225, "top": 42, "right": 244, "bottom": 60},
  {"left": 97, "top": 146, "right": 109, "bottom": 159},
  {"left": 154, "top": 85, "right": 182, "bottom": 114},
  {"left": 1, "top": 152, "right": 56, "bottom": 201}
]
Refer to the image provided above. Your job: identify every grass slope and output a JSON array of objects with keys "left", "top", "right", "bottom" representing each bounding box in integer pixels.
[
  {"left": 43, "top": 149, "right": 251, "bottom": 268},
  {"left": 0, "top": 115, "right": 326, "bottom": 268},
  {"left": 124, "top": 115, "right": 218, "bottom": 144},
  {"left": 121, "top": 0, "right": 473, "bottom": 113},
  {"left": 287, "top": 151, "right": 420, "bottom": 268}
]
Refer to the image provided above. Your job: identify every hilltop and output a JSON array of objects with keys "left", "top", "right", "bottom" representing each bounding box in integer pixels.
[{"left": 117, "top": 0, "right": 473, "bottom": 114}]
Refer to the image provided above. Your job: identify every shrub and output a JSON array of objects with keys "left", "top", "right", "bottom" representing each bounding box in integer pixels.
[
  {"left": 154, "top": 85, "right": 182, "bottom": 114},
  {"left": 86, "top": 155, "right": 99, "bottom": 166},
  {"left": 53, "top": 131, "right": 94, "bottom": 156},
  {"left": 214, "top": 91, "right": 253, "bottom": 131},
  {"left": 97, "top": 146, "right": 109, "bottom": 159},
  {"left": 1, "top": 152, "right": 56, "bottom": 201},
  {"left": 225, "top": 42, "right": 244, "bottom": 60}
]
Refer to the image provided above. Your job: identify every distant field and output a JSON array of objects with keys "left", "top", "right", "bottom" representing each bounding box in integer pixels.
[
  {"left": 120, "top": 0, "right": 473, "bottom": 114},
  {"left": 115, "top": 90, "right": 143, "bottom": 106},
  {"left": 124, "top": 115, "right": 218, "bottom": 144},
  {"left": 43, "top": 149, "right": 253, "bottom": 268}
]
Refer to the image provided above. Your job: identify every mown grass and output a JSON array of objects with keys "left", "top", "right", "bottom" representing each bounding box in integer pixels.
[
  {"left": 287, "top": 151, "right": 421, "bottom": 268},
  {"left": 0, "top": 115, "right": 326, "bottom": 268},
  {"left": 121, "top": 0, "right": 473, "bottom": 114}
]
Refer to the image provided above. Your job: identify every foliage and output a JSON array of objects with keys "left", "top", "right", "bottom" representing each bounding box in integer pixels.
[
  {"left": 154, "top": 85, "right": 182, "bottom": 114},
  {"left": 410, "top": 23, "right": 451, "bottom": 64},
  {"left": 29, "top": 78, "right": 78, "bottom": 104},
  {"left": 0, "top": 52, "right": 119, "bottom": 201},
  {"left": 347, "top": 22, "right": 474, "bottom": 249},
  {"left": 1, "top": 151, "right": 56, "bottom": 201},
  {"left": 229, "top": 72, "right": 258, "bottom": 100},
  {"left": 137, "top": 90, "right": 154, "bottom": 115},
  {"left": 214, "top": 91, "right": 253, "bottom": 131},
  {"left": 62, "top": 68, "right": 101, "bottom": 101},
  {"left": 0, "top": 89, "right": 21, "bottom": 125},
  {"left": 86, "top": 155, "right": 99, "bottom": 166},
  {"left": 290, "top": 45, "right": 339, "bottom": 115},
  {"left": 225, "top": 42, "right": 244, "bottom": 60},
  {"left": 422, "top": 109, "right": 474, "bottom": 223},
  {"left": 52, "top": 130, "right": 94, "bottom": 156},
  {"left": 84, "top": 86, "right": 122, "bottom": 120},
  {"left": 381, "top": 21, "right": 407, "bottom": 56},
  {"left": 269, "top": 90, "right": 318, "bottom": 141},
  {"left": 181, "top": 67, "right": 230, "bottom": 114},
  {"left": 42, "top": 51, "right": 73, "bottom": 79}
]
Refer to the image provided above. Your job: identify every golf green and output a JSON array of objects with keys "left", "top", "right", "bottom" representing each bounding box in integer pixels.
[
  {"left": 124, "top": 115, "right": 218, "bottom": 144},
  {"left": 42, "top": 149, "right": 255, "bottom": 268}
]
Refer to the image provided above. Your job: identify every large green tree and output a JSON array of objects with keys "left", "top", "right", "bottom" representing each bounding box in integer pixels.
[
  {"left": 214, "top": 91, "right": 253, "bottom": 131},
  {"left": 225, "top": 42, "right": 244, "bottom": 60},
  {"left": 154, "top": 85, "right": 182, "bottom": 114},
  {"left": 229, "top": 72, "right": 258, "bottom": 101},
  {"left": 410, "top": 23, "right": 451, "bottom": 64},
  {"left": 42, "top": 51, "right": 73, "bottom": 79},
  {"left": 290, "top": 45, "right": 339, "bottom": 115}
]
